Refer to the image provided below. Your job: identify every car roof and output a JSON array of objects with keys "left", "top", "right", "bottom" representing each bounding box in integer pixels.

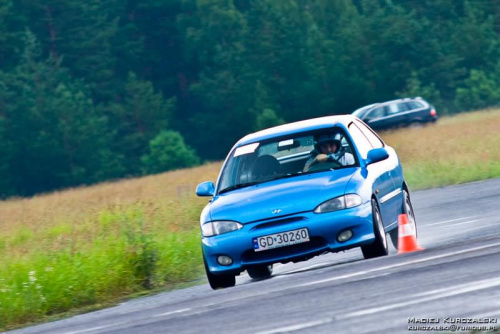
[
  {"left": 381, "top": 97, "right": 424, "bottom": 104},
  {"left": 237, "top": 115, "right": 356, "bottom": 146},
  {"left": 364, "top": 97, "right": 424, "bottom": 108}
]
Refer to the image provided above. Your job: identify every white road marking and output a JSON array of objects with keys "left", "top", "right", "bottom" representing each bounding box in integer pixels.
[
  {"left": 284, "top": 262, "right": 334, "bottom": 274},
  {"left": 64, "top": 326, "right": 112, "bottom": 334},
  {"left": 116, "top": 303, "right": 177, "bottom": 315},
  {"left": 152, "top": 308, "right": 191, "bottom": 317},
  {"left": 296, "top": 241, "right": 500, "bottom": 288},
  {"left": 337, "top": 277, "right": 500, "bottom": 319},
  {"left": 62, "top": 308, "right": 192, "bottom": 334},
  {"left": 297, "top": 271, "right": 370, "bottom": 287},
  {"left": 446, "top": 223, "right": 499, "bottom": 234},
  {"left": 412, "top": 279, "right": 499, "bottom": 298},
  {"left": 425, "top": 216, "right": 477, "bottom": 227},
  {"left": 433, "top": 219, "right": 488, "bottom": 229},
  {"left": 179, "top": 308, "right": 215, "bottom": 317},
  {"left": 426, "top": 209, "right": 500, "bottom": 228}
]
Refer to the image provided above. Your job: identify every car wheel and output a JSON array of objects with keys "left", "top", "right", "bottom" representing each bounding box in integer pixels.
[
  {"left": 390, "top": 189, "right": 418, "bottom": 249},
  {"left": 361, "top": 199, "right": 389, "bottom": 259},
  {"left": 203, "top": 256, "right": 236, "bottom": 290},
  {"left": 247, "top": 265, "right": 273, "bottom": 280}
]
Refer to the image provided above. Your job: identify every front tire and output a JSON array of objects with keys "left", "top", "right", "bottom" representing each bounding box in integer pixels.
[
  {"left": 361, "top": 199, "right": 389, "bottom": 259},
  {"left": 390, "top": 189, "right": 418, "bottom": 249},
  {"left": 204, "top": 256, "right": 236, "bottom": 290},
  {"left": 247, "top": 265, "right": 273, "bottom": 280}
]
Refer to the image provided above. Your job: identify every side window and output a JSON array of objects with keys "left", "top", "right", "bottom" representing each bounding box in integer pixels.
[
  {"left": 348, "top": 123, "right": 373, "bottom": 159},
  {"left": 367, "top": 107, "right": 387, "bottom": 119},
  {"left": 407, "top": 101, "right": 424, "bottom": 109},
  {"left": 337, "top": 133, "right": 354, "bottom": 156},
  {"left": 387, "top": 103, "right": 399, "bottom": 114},
  {"left": 397, "top": 103, "right": 409, "bottom": 112},
  {"left": 355, "top": 120, "right": 384, "bottom": 148}
]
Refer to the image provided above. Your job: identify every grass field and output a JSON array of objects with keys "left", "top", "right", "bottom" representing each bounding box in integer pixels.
[
  {"left": 0, "top": 164, "right": 221, "bottom": 329},
  {"left": 1, "top": 109, "right": 499, "bottom": 329},
  {"left": 382, "top": 108, "right": 500, "bottom": 189}
]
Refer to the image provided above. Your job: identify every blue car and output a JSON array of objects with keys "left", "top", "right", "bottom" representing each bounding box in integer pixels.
[{"left": 196, "top": 115, "right": 417, "bottom": 289}]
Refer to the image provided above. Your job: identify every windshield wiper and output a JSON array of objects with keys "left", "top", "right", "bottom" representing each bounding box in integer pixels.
[
  {"left": 265, "top": 172, "right": 305, "bottom": 182},
  {"left": 219, "top": 173, "right": 307, "bottom": 194},
  {"left": 218, "top": 182, "right": 260, "bottom": 194}
]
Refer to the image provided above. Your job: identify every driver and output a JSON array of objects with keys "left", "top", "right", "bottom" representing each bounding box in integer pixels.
[{"left": 303, "top": 133, "right": 355, "bottom": 172}]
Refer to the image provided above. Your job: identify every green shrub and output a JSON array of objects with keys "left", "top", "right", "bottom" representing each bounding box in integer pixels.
[
  {"left": 255, "top": 109, "right": 285, "bottom": 131},
  {"left": 141, "top": 130, "right": 200, "bottom": 174},
  {"left": 455, "top": 69, "right": 500, "bottom": 111}
]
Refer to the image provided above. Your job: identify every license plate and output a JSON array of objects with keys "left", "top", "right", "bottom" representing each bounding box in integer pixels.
[{"left": 252, "top": 228, "right": 310, "bottom": 252}]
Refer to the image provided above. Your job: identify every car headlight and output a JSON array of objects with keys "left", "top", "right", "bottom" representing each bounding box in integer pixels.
[
  {"left": 313, "top": 194, "right": 362, "bottom": 213},
  {"left": 201, "top": 220, "right": 243, "bottom": 237}
]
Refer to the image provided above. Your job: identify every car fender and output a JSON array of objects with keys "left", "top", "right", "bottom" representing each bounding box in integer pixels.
[
  {"left": 343, "top": 168, "right": 375, "bottom": 206},
  {"left": 200, "top": 203, "right": 212, "bottom": 227}
]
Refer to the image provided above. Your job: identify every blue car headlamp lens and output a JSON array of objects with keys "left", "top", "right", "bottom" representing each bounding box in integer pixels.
[
  {"left": 202, "top": 221, "right": 243, "bottom": 237},
  {"left": 314, "top": 194, "right": 362, "bottom": 213}
]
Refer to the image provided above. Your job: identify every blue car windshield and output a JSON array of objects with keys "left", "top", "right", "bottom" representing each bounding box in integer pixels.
[{"left": 218, "top": 128, "right": 357, "bottom": 194}]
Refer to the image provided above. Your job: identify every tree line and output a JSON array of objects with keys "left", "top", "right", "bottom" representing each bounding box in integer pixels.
[{"left": 0, "top": 0, "right": 499, "bottom": 197}]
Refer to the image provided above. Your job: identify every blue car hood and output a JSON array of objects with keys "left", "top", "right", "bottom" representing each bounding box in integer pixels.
[{"left": 208, "top": 168, "right": 357, "bottom": 224}]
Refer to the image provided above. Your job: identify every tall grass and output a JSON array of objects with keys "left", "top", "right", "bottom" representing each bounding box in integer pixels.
[
  {"left": 0, "top": 204, "right": 203, "bottom": 326},
  {"left": 0, "top": 164, "right": 220, "bottom": 329},
  {"left": 381, "top": 108, "right": 500, "bottom": 189},
  {"left": 1, "top": 109, "right": 499, "bottom": 329}
]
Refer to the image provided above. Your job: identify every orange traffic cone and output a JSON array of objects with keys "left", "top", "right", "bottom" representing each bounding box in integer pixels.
[{"left": 397, "top": 214, "right": 424, "bottom": 254}]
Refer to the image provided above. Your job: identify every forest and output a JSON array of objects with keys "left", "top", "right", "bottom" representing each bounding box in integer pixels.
[{"left": 0, "top": 0, "right": 499, "bottom": 197}]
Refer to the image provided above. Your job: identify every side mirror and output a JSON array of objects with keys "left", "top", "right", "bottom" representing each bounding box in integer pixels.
[
  {"left": 366, "top": 148, "right": 389, "bottom": 165},
  {"left": 196, "top": 181, "right": 215, "bottom": 197}
]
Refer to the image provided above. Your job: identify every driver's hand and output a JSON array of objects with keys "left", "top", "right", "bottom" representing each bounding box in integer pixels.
[
  {"left": 316, "top": 154, "right": 328, "bottom": 162},
  {"left": 327, "top": 153, "right": 338, "bottom": 162}
]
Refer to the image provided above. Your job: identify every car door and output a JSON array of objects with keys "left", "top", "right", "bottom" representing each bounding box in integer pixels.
[
  {"left": 348, "top": 122, "right": 395, "bottom": 227},
  {"left": 363, "top": 106, "right": 389, "bottom": 130},
  {"left": 397, "top": 102, "right": 417, "bottom": 125},
  {"left": 355, "top": 120, "right": 402, "bottom": 227},
  {"left": 382, "top": 103, "right": 405, "bottom": 128},
  {"left": 404, "top": 100, "right": 427, "bottom": 124}
]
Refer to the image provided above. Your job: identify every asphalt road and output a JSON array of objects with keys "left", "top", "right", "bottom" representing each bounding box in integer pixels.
[{"left": 9, "top": 178, "right": 500, "bottom": 334}]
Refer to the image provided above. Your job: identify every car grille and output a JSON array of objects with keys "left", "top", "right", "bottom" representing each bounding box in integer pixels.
[
  {"left": 251, "top": 216, "right": 306, "bottom": 230},
  {"left": 241, "top": 237, "right": 327, "bottom": 264}
]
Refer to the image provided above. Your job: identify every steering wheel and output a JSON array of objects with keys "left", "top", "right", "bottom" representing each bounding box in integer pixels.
[{"left": 306, "top": 160, "right": 341, "bottom": 172}]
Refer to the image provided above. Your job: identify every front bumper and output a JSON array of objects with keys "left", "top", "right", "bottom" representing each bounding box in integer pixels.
[{"left": 202, "top": 201, "right": 375, "bottom": 275}]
